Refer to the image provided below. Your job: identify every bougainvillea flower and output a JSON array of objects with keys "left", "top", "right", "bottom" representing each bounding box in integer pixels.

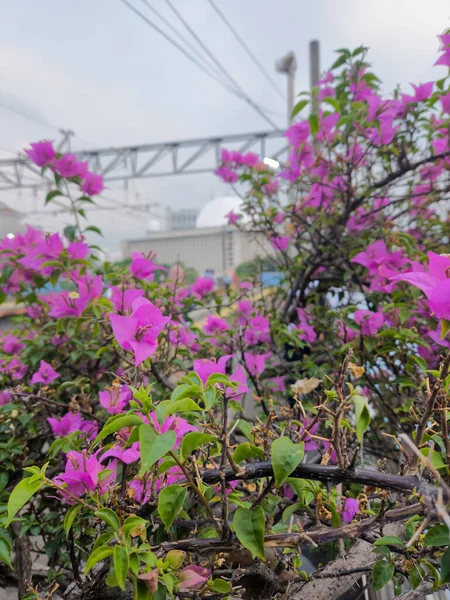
[
  {"left": 402, "top": 82, "right": 434, "bottom": 104},
  {"left": 268, "top": 375, "right": 287, "bottom": 392},
  {"left": 341, "top": 497, "right": 359, "bottom": 522},
  {"left": 130, "top": 252, "right": 166, "bottom": 280},
  {"left": 193, "top": 355, "right": 232, "bottom": 385},
  {"left": 47, "top": 289, "right": 90, "bottom": 318},
  {"left": 47, "top": 412, "right": 98, "bottom": 439},
  {"left": 169, "top": 327, "right": 199, "bottom": 352},
  {"left": 353, "top": 310, "right": 384, "bottom": 336},
  {"left": 178, "top": 566, "right": 211, "bottom": 590},
  {"left": 390, "top": 252, "right": 450, "bottom": 320},
  {"left": 1, "top": 334, "right": 24, "bottom": 355},
  {"left": 31, "top": 360, "right": 60, "bottom": 385},
  {"left": 150, "top": 413, "right": 197, "bottom": 448},
  {"left": 191, "top": 277, "right": 215, "bottom": 298},
  {"left": 99, "top": 385, "right": 131, "bottom": 414},
  {"left": 53, "top": 450, "right": 116, "bottom": 501},
  {"left": 2, "top": 358, "right": 28, "bottom": 380},
  {"left": 110, "top": 297, "right": 170, "bottom": 366},
  {"left": 226, "top": 210, "right": 241, "bottom": 225},
  {"left": 67, "top": 242, "right": 89, "bottom": 260},
  {"left": 203, "top": 315, "right": 229, "bottom": 336},
  {"left": 271, "top": 236, "right": 291, "bottom": 252},
  {"left": 101, "top": 442, "right": 140, "bottom": 464},
  {"left": 109, "top": 286, "right": 145, "bottom": 313},
  {"left": 24, "top": 141, "right": 55, "bottom": 167},
  {"left": 243, "top": 352, "right": 270, "bottom": 376},
  {"left": 17, "top": 232, "right": 64, "bottom": 274},
  {"left": 228, "top": 364, "right": 249, "bottom": 398},
  {"left": 214, "top": 165, "right": 238, "bottom": 183},
  {"left": 54, "top": 154, "right": 88, "bottom": 178},
  {"left": 80, "top": 171, "right": 104, "bottom": 196},
  {"left": 0, "top": 390, "right": 12, "bottom": 406}
]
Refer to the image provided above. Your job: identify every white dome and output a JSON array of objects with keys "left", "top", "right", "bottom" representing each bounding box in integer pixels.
[{"left": 196, "top": 196, "right": 246, "bottom": 228}]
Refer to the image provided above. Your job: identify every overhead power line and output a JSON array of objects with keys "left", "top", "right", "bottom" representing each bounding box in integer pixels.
[
  {"left": 139, "top": 0, "right": 231, "bottom": 89},
  {"left": 207, "top": 0, "right": 285, "bottom": 102},
  {"left": 120, "top": 0, "right": 279, "bottom": 129},
  {"left": 163, "top": 0, "right": 279, "bottom": 129},
  {"left": 120, "top": 0, "right": 238, "bottom": 95},
  {"left": 0, "top": 96, "right": 60, "bottom": 132}
]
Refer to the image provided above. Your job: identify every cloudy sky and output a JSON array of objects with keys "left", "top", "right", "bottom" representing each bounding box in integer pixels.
[{"left": 0, "top": 0, "right": 449, "bottom": 255}]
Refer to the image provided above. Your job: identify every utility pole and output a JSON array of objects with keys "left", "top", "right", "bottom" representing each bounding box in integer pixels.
[
  {"left": 309, "top": 40, "right": 320, "bottom": 90},
  {"left": 275, "top": 52, "right": 297, "bottom": 125}
]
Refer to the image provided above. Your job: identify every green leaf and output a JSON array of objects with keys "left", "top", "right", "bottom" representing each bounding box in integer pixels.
[
  {"left": 206, "top": 373, "right": 234, "bottom": 387},
  {"left": 84, "top": 545, "right": 114, "bottom": 574},
  {"left": 63, "top": 225, "right": 77, "bottom": 243},
  {"left": 441, "top": 319, "right": 450, "bottom": 340},
  {"left": 122, "top": 516, "right": 148, "bottom": 538},
  {"left": 372, "top": 560, "right": 394, "bottom": 591},
  {"left": 331, "top": 54, "right": 348, "bottom": 69},
  {"left": 291, "top": 99, "right": 309, "bottom": 120},
  {"left": 93, "top": 531, "right": 115, "bottom": 551},
  {"left": 133, "top": 578, "right": 151, "bottom": 600},
  {"left": 84, "top": 225, "right": 103, "bottom": 237},
  {"left": 171, "top": 384, "right": 199, "bottom": 403},
  {"left": 232, "top": 506, "right": 265, "bottom": 560},
  {"left": 95, "top": 508, "right": 120, "bottom": 532},
  {"left": 209, "top": 579, "right": 230, "bottom": 593},
  {"left": 420, "top": 447, "right": 446, "bottom": 470},
  {"left": 158, "top": 485, "right": 186, "bottom": 531},
  {"left": 114, "top": 545, "right": 129, "bottom": 590},
  {"left": 139, "top": 425, "right": 176, "bottom": 476},
  {"left": 308, "top": 113, "right": 319, "bottom": 135},
  {"left": 45, "top": 190, "right": 63, "bottom": 205},
  {"left": 440, "top": 546, "right": 450, "bottom": 583},
  {"left": 374, "top": 536, "right": 404, "bottom": 547},
  {"left": 271, "top": 438, "right": 304, "bottom": 487},
  {"left": 237, "top": 419, "right": 253, "bottom": 441},
  {"left": 233, "top": 443, "right": 265, "bottom": 464},
  {"left": 181, "top": 432, "right": 215, "bottom": 459},
  {"left": 410, "top": 563, "right": 425, "bottom": 590},
  {"left": 93, "top": 414, "right": 143, "bottom": 446},
  {"left": 163, "top": 398, "right": 202, "bottom": 417},
  {"left": 281, "top": 502, "right": 304, "bottom": 523},
  {"left": 424, "top": 524, "right": 450, "bottom": 547},
  {"left": 353, "top": 395, "right": 370, "bottom": 442},
  {"left": 64, "top": 505, "right": 82, "bottom": 538},
  {"left": 321, "top": 96, "right": 340, "bottom": 112},
  {"left": 0, "top": 538, "right": 12, "bottom": 569},
  {"left": 5, "top": 477, "right": 43, "bottom": 527}
]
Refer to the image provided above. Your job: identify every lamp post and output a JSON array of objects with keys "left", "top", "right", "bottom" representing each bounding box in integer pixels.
[{"left": 275, "top": 52, "right": 297, "bottom": 125}]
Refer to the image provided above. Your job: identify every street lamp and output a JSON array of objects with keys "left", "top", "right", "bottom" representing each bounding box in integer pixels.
[{"left": 275, "top": 52, "right": 297, "bottom": 125}]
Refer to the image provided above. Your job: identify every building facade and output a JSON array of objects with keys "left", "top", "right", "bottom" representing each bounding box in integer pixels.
[{"left": 122, "top": 226, "right": 270, "bottom": 276}]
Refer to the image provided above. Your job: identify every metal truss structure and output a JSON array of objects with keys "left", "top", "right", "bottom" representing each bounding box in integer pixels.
[{"left": 0, "top": 130, "right": 287, "bottom": 191}]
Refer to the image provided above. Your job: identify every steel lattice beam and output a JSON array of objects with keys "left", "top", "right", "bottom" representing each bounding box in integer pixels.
[{"left": 0, "top": 130, "right": 287, "bottom": 190}]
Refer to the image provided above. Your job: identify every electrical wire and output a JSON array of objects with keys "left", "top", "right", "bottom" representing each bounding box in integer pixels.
[
  {"left": 163, "top": 0, "right": 279, "bottom": 129},
  {"left": 120, "top": 0, "right": 240, "bottom": 96},
  {"left": 207, "top": 0, "right": 285, "bottom": 102},
  {"left": 139, "top": 0, "right": 231, "bottom": 88},
  {"left": 0, "top": 96, "right": 60, "bottom": 132},
  {"left": 120, "top": 0, "right": 279, "bottom": 129}
]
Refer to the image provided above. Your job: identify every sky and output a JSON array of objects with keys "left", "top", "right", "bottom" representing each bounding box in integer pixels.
[{"left": 0, "top": 0, "right": 449, "bottom": 256}]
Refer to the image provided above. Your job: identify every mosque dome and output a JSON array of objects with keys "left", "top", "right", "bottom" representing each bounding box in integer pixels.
[{"left": 195, "top": 195, "right": 247, "bottom": 228}]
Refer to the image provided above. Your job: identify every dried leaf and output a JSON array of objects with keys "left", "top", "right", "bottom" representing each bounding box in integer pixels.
[
  {"left": 291, "top": 377, "right": 321, "bottom": 396},
  {"left": 348, "top": 362, "right": 365, "bottom": 378}
]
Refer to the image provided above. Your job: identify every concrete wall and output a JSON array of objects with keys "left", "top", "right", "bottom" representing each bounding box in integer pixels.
[{"left": 122, "top": 227, "right": 272, "bottom": 276}]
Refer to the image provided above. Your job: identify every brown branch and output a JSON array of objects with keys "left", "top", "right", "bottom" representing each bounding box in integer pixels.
[
  {"left": 149, "top": 362, "right": 175, "bottom": 391},
  {"left": 155, "top": 502, "right": 424, "bottom": 554},
  {"left": 411, "top": 351, "right": 450, "bottom": 471}
]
